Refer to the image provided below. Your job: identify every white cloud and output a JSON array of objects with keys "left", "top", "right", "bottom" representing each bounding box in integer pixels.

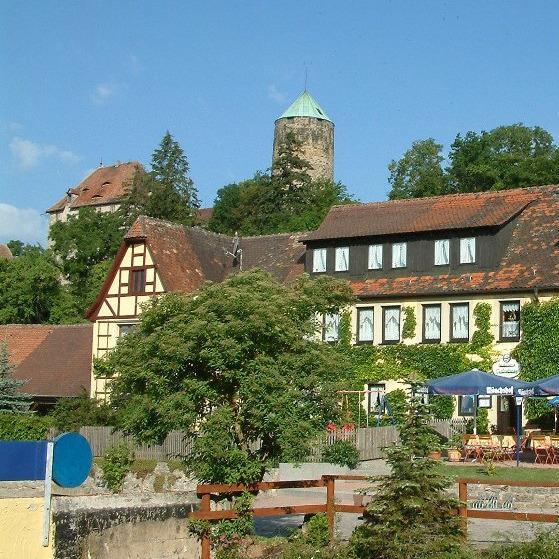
[
  {"left": 9, "top": 137, "right": 80, "bottom": 170},
  {"left": 268, "top": 84, "right": 287, "bottom": 104},
  {"left": 0, "top": 203, "right": 48, "bottom": 245},
  {"left": 91, "top": 82, "right": 118, "bottom": 105}
]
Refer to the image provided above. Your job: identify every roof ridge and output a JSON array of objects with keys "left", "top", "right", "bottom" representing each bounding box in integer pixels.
[
  {"left": 331, "top": 184, "right": 556, "bottom": 212},
  {"left": 239, "top": 231, "right": 306, "bottom": 239}
]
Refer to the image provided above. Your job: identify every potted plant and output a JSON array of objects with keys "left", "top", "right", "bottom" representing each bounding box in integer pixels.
[
  {"left": 445, "top": 434, "right": 463, "bottom": 463},
  {"left": 427, "top": 441, "right": 442, "bottom": 461}
]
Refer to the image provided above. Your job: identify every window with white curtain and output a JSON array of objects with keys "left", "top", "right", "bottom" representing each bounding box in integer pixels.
[
  {"left": 460, "top": 237, "right": 476, "bottom": 264},
  {"left": 335, "top": 246, "right": 349, "bottom": 272},
  {"left": 423, "top": 305, "right": 441, "bottom": 342},
  {"left": 500, "top": 301, "right": 520, "bottom": 340},
  {"left": 434, "top": 239, "right": 450, "bottom": 266},
  {"left": 368, "top": 244, "right": 383, "bottom": 270},
  {"left": 357, "top": 307, "right": 374, "bottom": 343},
  {"left": 313, "top": 248, "right": 327, "bottom": 272},
  {"left": 392, "top": 242, "right": 407, "bottom": 268},
  {"left": 383, "top": 306, "right": 400, "bottom": 343},
  {"left": 323, "top": 313, "right": 340, "bottom": 342},
  {"left": 450, "top": 303, "right": 469, "bottom": 341}
]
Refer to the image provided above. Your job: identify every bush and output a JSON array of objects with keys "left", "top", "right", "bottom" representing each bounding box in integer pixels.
[
  {"left": 0, "top": 413, "right": 53, "bottom": 440},
  {"left": 322, "top": 440, "right": 360, "bottom": 469},
  {"left": 485, "top": 529, "right": 559, "bottom": 559},
  {"left": 302, "top": 513, "right": 329, "bottom": 547},
  {"left": 101, "top": 443, "right": 134, "bottom": 492},
  {"left": 49, "top": 391, "right": 114, "bottom": 431}
]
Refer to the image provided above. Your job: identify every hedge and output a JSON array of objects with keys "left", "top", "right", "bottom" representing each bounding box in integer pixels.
[{"left": 0, "top": 413, "right": 54, "bottom": 440}]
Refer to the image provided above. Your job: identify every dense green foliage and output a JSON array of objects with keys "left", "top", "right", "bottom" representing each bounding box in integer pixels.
[
  {"left": 0, "top": 342, "right": 31, "bottom": 413},
  {"left": 470, "top": 302, "right": 494, "bottom": 351},
  {"left": 0, "top": 413, "right": 53, "bottom": 440},
  {"left": 50, "top": 207, "right": 126, "bottom": 312},
  {"left": 514, "top": 298, "right": 559, "bottom": 421},
  {"left": 209, "top": 132, "right": 353, "bottom": 235},
  {"left": 123, "top": 131, "right": 200, "bottom": 225},
  {"left": 50, "top": 391, "right": 114, "bottom": 431},
  {"left": 101, "top": 443, "right": 134, "bottom": 492},
  {"left": 0, "top": 244, "right": 81, "bottom": 324},
  {"left": 401, "top": 306, "right": 417, "bottom": 340},
  {"left": 388, "top": 124, "right": 559, "bottom": 199},
  {"left": 99, "top": 270, "right": 354, "bottom": 483},
  {"left": 322, "top": 440, "right": 360, "bottom": 469},
  {"left": 349, "top": 388, "right": 465, "bottom": 559},
  {"left": 388, "top": 139, "right": 448, "bottom": 199}
]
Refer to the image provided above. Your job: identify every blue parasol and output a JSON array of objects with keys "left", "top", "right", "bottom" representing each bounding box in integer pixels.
[
  {"left": 426, "top": 369, "right": 533, "bottom": 465},
  {"left": 529, "top": 374, "right": 559, "bottom": 396}
]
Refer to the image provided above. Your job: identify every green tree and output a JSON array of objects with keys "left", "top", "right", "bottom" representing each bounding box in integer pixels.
[
  {"left": 99, "top": 270, "right": 354, "bottom": 483},
  {"left": 209, "top": 133, "right": 352, "bottom": 236},
  {"left": 123, "top": 131, "right": 200, "bottom": 225},
  {"left": 49, "top": 207, "right": 125, "bottom": 311},
  {"left": 0, "top": 248, "right": 80, "bottom": 324},
  {"left": 0, "top": 342, "right": 31, "bottom": 413},
  {"left": 388, "top": 139, "right": 448, "bottom": 199},
  {"left": 448, "top": 124, "right": 559, "bottom": 193},
  {"left": 349, "top": 385, "right": 464, "bottom": 559}
]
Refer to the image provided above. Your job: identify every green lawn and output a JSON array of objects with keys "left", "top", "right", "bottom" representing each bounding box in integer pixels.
[{"left": 438, "top": 462, "right": 559, "bottom": 483}]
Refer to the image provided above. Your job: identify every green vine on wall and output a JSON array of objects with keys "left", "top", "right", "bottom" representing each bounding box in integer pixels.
[
  {"left": 470, "top": 302, "right": 494, "bottom": 351},
  {"left": 402, "top": 306, "right": 417, "bottom": 340}
]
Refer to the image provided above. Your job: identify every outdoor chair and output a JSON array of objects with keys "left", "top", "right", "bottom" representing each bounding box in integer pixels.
[
  {"left": 550, "top": 437, "right": 559, "bottom": 464},
  {"left": 462, "top": 434, "right": 480, "bottom": 462},
  {"left": 531, "top": 435, "right": 552, "bottom": 464}
]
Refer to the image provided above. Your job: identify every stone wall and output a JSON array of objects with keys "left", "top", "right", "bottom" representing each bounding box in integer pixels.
[
  {"left": 273, "top": 116, "right": 334, "bottom": 181},
  {"left": 53, "top": 496, "right": 200, "bottom": 559}
]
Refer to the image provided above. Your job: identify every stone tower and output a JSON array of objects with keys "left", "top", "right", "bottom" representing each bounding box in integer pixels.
[{"left": 272, "top": 91, "right": 334, "bottom": 181}]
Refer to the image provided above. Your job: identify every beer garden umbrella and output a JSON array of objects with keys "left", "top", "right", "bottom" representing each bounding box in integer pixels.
[
  {"left": 529, "top": 374, "right": 559, "bottom": 396},
  {"left": 425, "top": 369, "right": 533, "bottom": 465}
]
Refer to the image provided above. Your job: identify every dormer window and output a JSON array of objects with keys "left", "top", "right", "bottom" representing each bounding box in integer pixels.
[
  {"left": 312, "top": 248, "right": 327, "bottom": 273},
  {"left": 392, "top": 242, "right": 407, "bottom": 268},
  {"left": 368, "top": 244, "right": 383, "bottom": 270},
  {"left": 335, "top": 247, "right": 349, "bottom": 272},
  {"left": 460, "top": 237, "right": 476, "bottom": 264},
  {"left": 434, "top": 239, "right": 450, "bottom": 266}
]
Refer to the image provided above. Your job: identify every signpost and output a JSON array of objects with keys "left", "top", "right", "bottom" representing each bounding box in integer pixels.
[{"left": 0, "top": 432, "right": 92, "bottom": 546}]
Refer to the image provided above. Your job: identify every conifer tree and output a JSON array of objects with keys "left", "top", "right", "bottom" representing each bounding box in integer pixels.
[
  {"left": 123, "top": 131, "right": 200, "bottom": 225},
  {"left": 0, "top": 342, "right": 32, "bottom": 413},
  {"left": 349, "top": 383, "right": 464, "bottom": 559}
]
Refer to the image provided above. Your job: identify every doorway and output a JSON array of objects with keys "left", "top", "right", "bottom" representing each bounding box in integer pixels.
[{"left": 496, "top": 396, "right": 517, "bottom": 434}]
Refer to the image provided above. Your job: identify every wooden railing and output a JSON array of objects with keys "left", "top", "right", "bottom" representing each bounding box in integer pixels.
[
  {"left": 458, "top": 478, "right": 559, "bottom": 535},
  {"left": 189, "top": 474, "right": 369, "bottom": 559},
  {"left": 191, "top": 476, "right": 559, "bottom": 559}
]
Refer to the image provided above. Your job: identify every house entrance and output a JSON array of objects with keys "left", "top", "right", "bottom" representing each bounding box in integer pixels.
[{"left": 496, "top": 396, "right": 517, "bottom": 434}]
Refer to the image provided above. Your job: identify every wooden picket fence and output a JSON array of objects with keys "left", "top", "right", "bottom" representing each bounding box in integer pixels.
[
  {"left": 79, "top": 426, "right": 195, "bottom": 459},
  {"left": 79, "top": 419, "right": 459, "bottom": 460}
]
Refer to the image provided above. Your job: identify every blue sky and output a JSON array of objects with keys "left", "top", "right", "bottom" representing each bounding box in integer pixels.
[{"left": 1, "top": 1, "right": 558, "bottom": 245}]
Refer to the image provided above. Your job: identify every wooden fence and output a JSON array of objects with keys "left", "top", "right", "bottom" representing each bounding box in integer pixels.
[
  {"left": 80, "top": 419, "right": 458, "bottom": 460},
  {"left": 79, "top": 426, "right": 195, "bottom": 459}
]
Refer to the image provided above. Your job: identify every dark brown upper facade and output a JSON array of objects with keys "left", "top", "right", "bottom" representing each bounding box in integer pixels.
[{"left": 303, "top": 185, "right": 559, "bottom": 298}]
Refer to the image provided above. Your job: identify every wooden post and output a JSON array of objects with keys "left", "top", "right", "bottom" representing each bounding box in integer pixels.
[
  {"left": 458, "top": 479, "right": 468, "bottom": 538},
  {"left": 325, "top": 476, "right": 335, "bottom": 541},
  {"left": 200, "top": 494, "right": 211, "bottom": 559}
]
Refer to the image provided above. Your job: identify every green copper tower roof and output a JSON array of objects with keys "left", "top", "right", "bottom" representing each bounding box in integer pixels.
[{"left": 277, "top": 91, "right": 332, "bottom": 122}]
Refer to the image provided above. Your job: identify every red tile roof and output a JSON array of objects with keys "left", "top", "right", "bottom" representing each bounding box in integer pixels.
[
  {"left": 88, "top": 217, "right": 306, "bottom": 318},
  {"left": 47, "top": 162, "right": 142, "bottom": 213},
  {"left": 304, "top": 187, "right": 538, "bottom": 241},
  {"left": 0, "top": 324, "right": 92, "bottom": 397},
  {"left": 349, "top": 185, "right": 559, "bottom": 298},
  {"left": 0, "top": 244, "right": 13, "bottom": 259}
]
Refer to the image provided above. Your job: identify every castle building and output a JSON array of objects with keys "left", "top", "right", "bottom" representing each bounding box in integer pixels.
[{"left": 272, "top": 91, "right": 334, "bottom": 181}]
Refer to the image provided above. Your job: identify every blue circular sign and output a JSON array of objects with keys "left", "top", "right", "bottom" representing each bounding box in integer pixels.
[{"left": 52, "top": 432, "right": 93, "bottom": 488}]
